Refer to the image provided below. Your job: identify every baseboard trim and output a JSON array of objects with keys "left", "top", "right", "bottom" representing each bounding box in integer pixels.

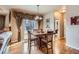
[
  {"left": 66, "top": 43, "right": 79, "bottom": 50},
  {"left": 59, "top": 37, "right": 65, "bottom": 40}
]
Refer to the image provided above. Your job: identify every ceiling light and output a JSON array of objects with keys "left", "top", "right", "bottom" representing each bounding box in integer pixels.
[
  {"left": 35, "top": 5, "right": 43, "bottom": 20},
  {"left": 59, "top": 6, "right": 67, "bottom": 13}
]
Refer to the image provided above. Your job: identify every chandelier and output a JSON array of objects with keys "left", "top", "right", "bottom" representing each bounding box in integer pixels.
[{"left": 35, "top": 5, "right": 43, "bottom": 20}]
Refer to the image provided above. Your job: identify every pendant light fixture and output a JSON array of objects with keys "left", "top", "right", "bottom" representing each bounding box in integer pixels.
[{"left": 35, "top": 5, "right": 43, "bottom": 20}]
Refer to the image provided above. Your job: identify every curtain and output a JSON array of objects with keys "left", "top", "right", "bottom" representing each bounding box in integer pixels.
[
  {"left": 16, "top": 16, "right": 23, "bottom": 42},
  {"left": 0, "top": 15, "right": 5, "bottom": 30}
]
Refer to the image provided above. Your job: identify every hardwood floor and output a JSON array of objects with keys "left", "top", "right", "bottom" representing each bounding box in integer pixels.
[
  {"left": 54, "top": 38, "right": 79, "bottom": 54},
  {"left": 7, "top": 41, "right": 43, "bottom": 54},
  {"left": 6, "top": 38, "right": 79, "bottom": 54}
]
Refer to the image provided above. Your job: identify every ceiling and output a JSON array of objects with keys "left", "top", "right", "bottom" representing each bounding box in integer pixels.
[{"left": 0, "top": 5, "right": 62, "bottom": 15}]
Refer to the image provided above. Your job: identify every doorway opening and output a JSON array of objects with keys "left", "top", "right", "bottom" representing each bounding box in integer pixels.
[{"left": 54, "top": 8, "right": 66, "bottom": 40}]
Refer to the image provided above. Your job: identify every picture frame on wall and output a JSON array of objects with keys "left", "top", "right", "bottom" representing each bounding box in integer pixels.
[
  {"left": 71, "top": 16, "right": 79, "bottom": 25},
  {"left": 46, "top": 18, "right": 50, "bottom": 28}
]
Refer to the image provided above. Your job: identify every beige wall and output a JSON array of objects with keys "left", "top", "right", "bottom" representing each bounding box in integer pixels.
[
  {"left": 21, "top": 20, "right": 24, "bottom": 42},
  {"left": 0, "top": 10, "right": 19, "bottom": 43},
  {"left": 59, "top": 13, "right": 64, "bottom": 38},
  {"left": 65, "top": 6, "right": 79, "bottom": 50},
  {"left": 5, "top": 14, "right": 9, "bottom": 27},
  {"left": 38, "top": 20, "right": 43, "bottom": 29},
  {"left": 0, "top": 10, "right": 9, "bottom": 30},
  {"left": 43, "top": 12, "right": 54, "bottom": 31},
  {"left": 43, "top": 10, "right": 65, "bottom": 39},
  {"left": 10, "top": 11, "right": 18, "bottom": 43}
]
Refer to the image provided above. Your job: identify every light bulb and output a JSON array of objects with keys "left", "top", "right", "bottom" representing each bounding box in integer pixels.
[
  {"left": 39, "top": 17, "right": 42, "bottom": 20},
  {"left": 35, "top": 16, "right": 39, "bottom": 20}
]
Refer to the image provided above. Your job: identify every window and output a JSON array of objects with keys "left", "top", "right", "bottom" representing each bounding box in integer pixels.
[{"left": 23, "top": 19, "right": 38, "bottom": 31}]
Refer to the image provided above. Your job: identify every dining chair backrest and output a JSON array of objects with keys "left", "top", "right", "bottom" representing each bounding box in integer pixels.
[
  {"left": 47, "top": 31, "right": 53, "bottom": 35},
  {"left": 40, "top": 31, "right": 53, "bottom": 53},
  {"left": 54, "top": 29, "right": 58, "bottom": 34},
  {"left": 28, "top": 31, "right": 31, "bottom": 40},
  {"left": 47, "top": 31, "right": 53, "bottom": 41}
]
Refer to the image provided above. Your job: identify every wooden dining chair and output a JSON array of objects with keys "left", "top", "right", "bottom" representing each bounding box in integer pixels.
[
  {"left": 28, "top": 31, "right": 38, "bottom": 54},
  {"left": 53, "top": 29, "right": 58, "bottom": 39},
  {"left": 40, "top": 31, "right": 53, "bottom": 54}
]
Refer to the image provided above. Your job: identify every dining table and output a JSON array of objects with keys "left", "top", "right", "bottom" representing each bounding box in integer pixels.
[
  {"left": 29, "top": 30, "right": 54, "bottom": 53},
  {"left": 31, "top": 31, "right": 47, "bottom": 49},
  {"left": 31, "top": 32, "right": 47, "bottom": 36}
]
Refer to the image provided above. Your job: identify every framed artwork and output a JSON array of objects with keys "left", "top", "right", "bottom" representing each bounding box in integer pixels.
[
  {"left": 46, "top": 18, "right": 50, "bottom": 28},
  {"left": 71, "top": 16, "right": 79, "bottom": 25}
]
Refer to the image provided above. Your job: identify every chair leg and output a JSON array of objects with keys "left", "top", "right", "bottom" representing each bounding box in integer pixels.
[
  {"left": 30, "top": 42, "right": 31, "bottom": 54},
  {"left": 40, "top": 39, "right": 42, "bottom": 50},
  {"left": 51, "top": 41, "right": 53, "bottom": 54},
  {"left": 34, "top": 40, "right": 36, "bottom": 46},
  {"left": 28, "top": 40, "right": 31, "bottom": 54},
  {"left": 46, "top": 43, "right": 48, "bottom": 54},
  {"left": 34, "top": 40, "right": 36, "bottom": 50},
  {"left": 39, "top": 38, "right": 42, "bottom": 49}
]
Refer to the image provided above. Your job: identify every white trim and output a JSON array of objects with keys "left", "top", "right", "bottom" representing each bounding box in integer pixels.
[{"left": 66, "top": 43, "right": 79, "bottom": 50}]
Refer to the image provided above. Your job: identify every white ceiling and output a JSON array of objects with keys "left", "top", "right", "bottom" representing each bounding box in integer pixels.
[{"left": 0, "top": 5, "right": 62, "bottom": 15}]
